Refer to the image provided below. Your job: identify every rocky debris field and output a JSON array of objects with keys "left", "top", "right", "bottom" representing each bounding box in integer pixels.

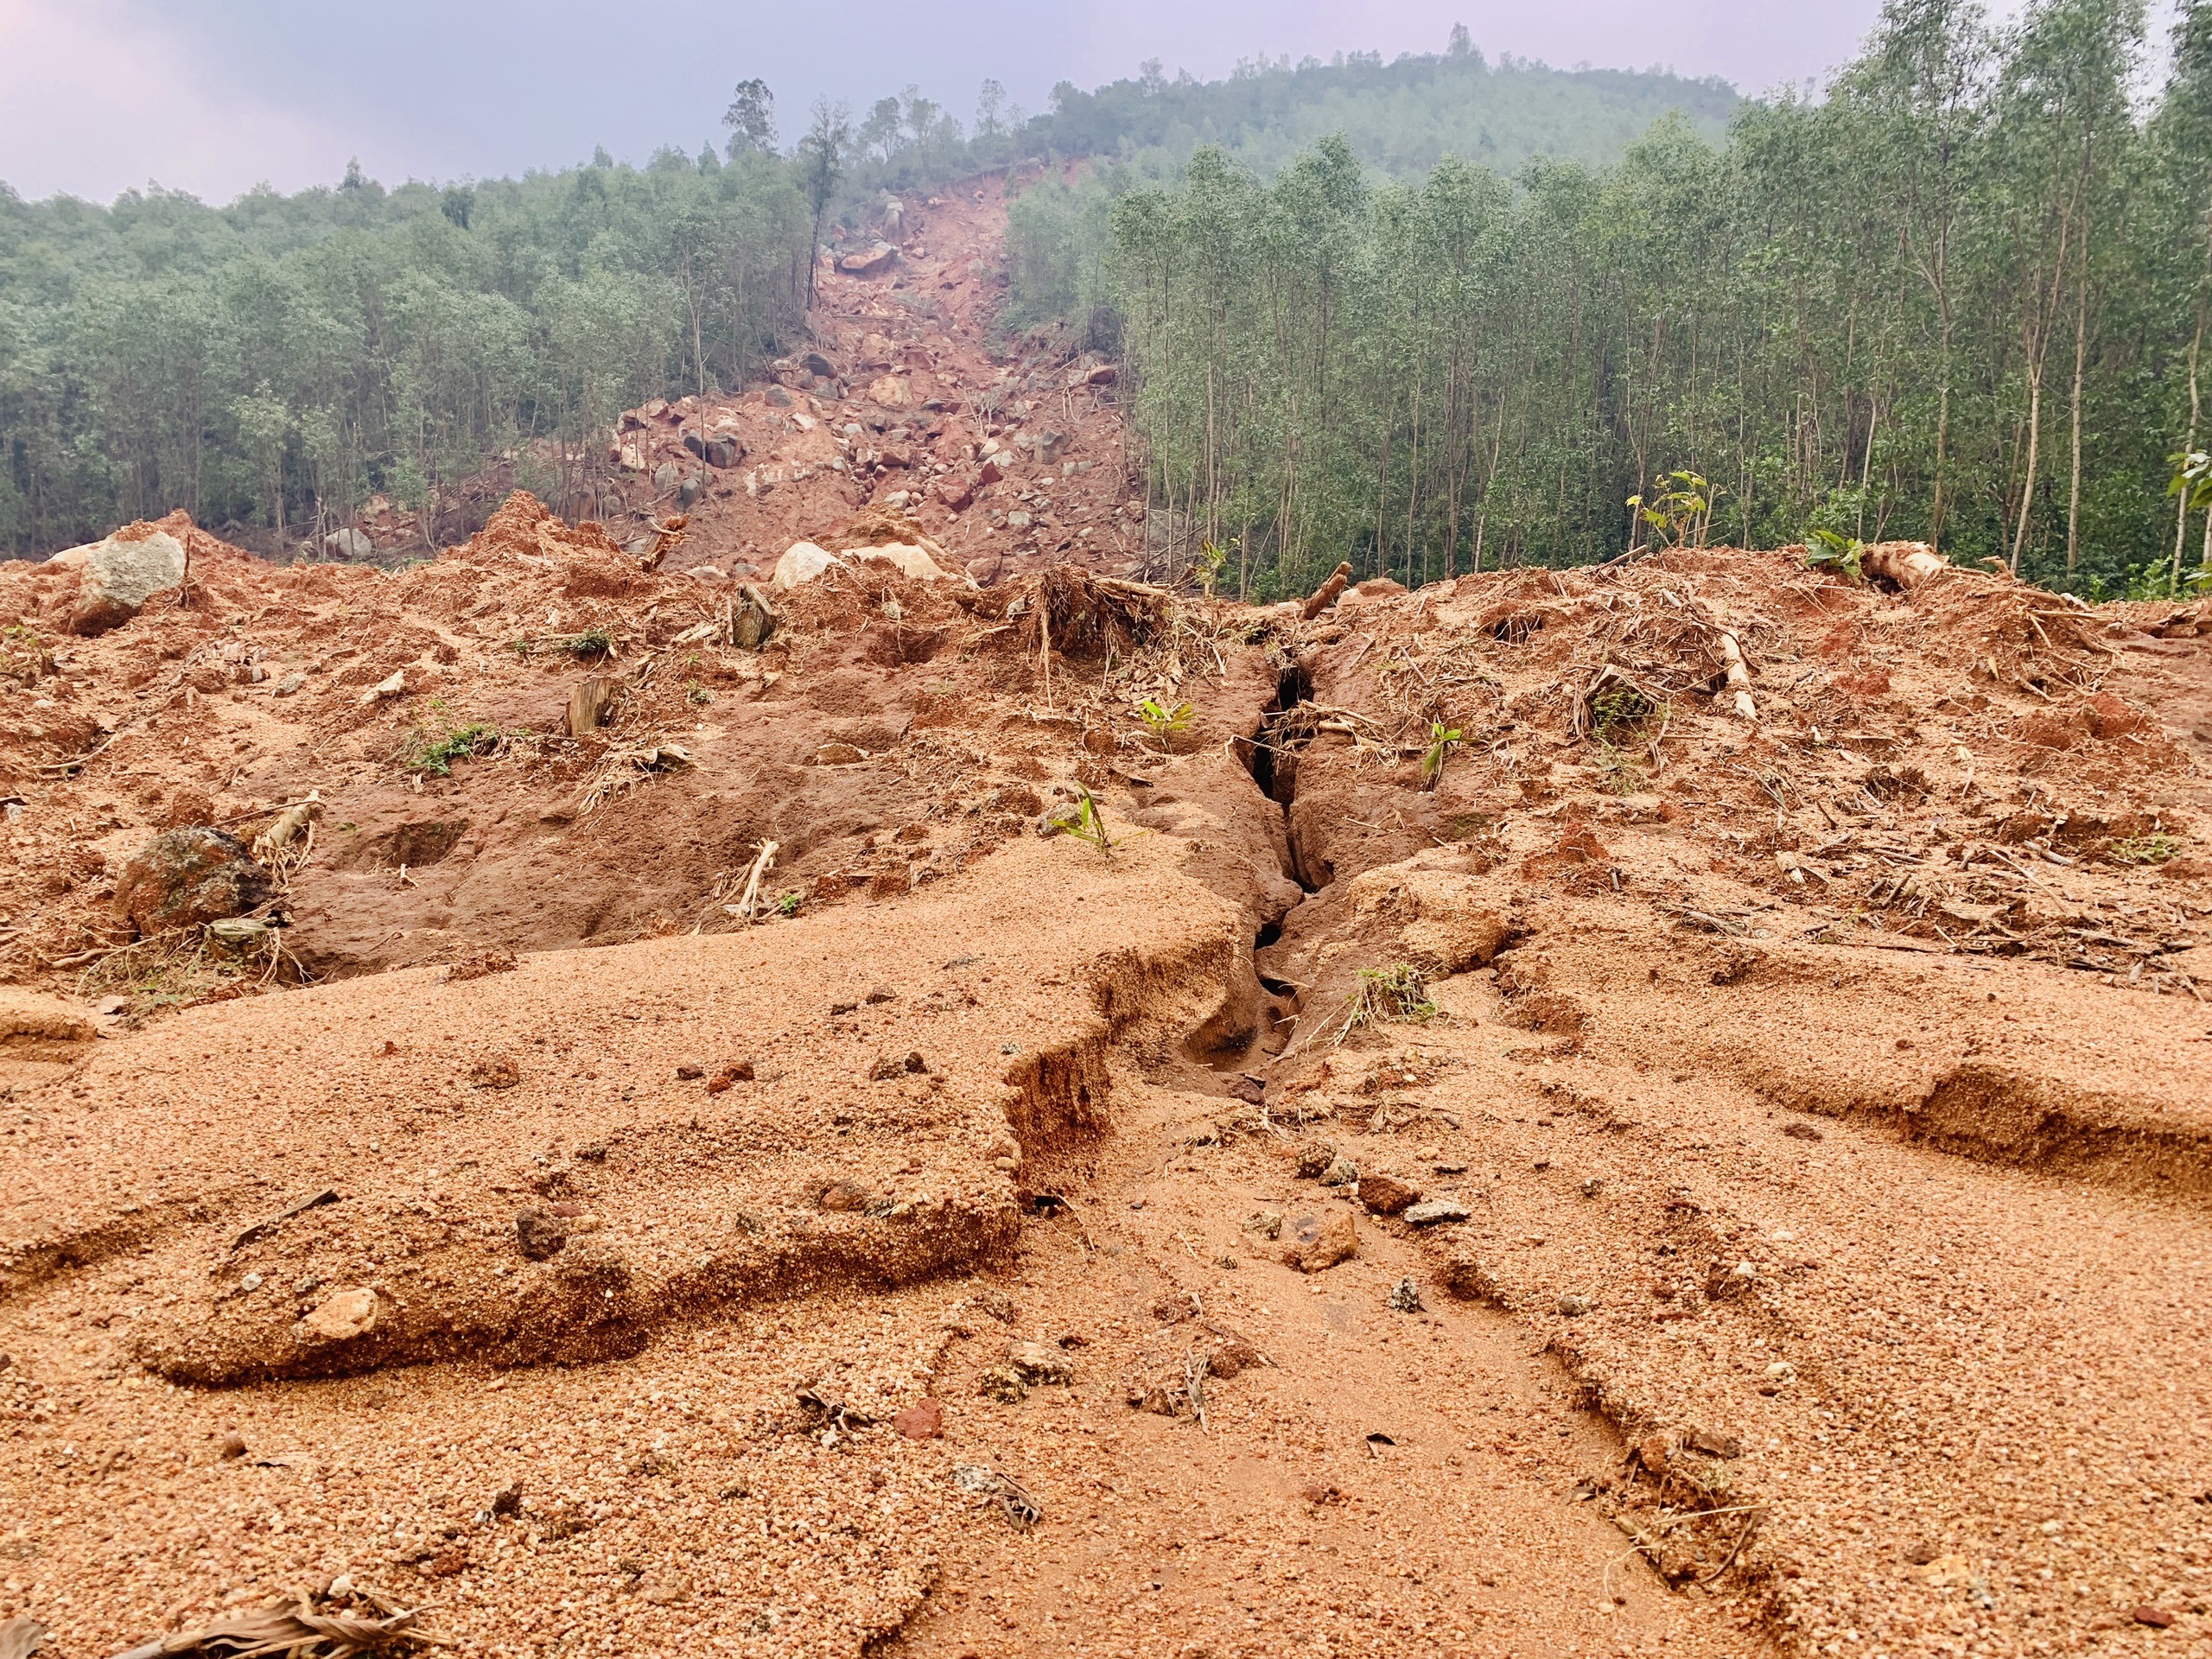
[
  {"left": 3, "top": 288, "right": 2212, "bottom": 1658},
  {"left": 318, "top": 173, "right": 1144, "bottom": 591}
]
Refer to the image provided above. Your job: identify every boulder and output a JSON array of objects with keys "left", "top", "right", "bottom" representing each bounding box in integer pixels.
[
  {"left": 933, "top": 475, "right": 974, "bottom": 512},
  {"left": 113, "top": 828, "right": 272, "bottom": 937},
  {"left": 323, "top": 528, "right": 373, "bottom": 561},
  {"left": 801, "top": 352, "right": 836, "bottom": 378},
  {"left": 682, "top": 430, "right": 706, "bottom": 460},
  {"left": 770, "top": 541, "right": 848, "bottom": 594},
  {"left": 704, "top": 435, "right": 743, "bottom": 469},
  {"left": 67, "top": 529, "right": 188, "bottom": 635},
  {"left": 839, "top": 243, "right": 899, "bottom": 277},
  {"left": 864, "top": 374, "right": 912, "bottom": 409}
]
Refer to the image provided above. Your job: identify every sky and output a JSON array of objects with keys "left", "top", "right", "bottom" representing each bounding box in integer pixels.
[{"left": 0, "top": 0, "right": 1999, "bottom": 206}]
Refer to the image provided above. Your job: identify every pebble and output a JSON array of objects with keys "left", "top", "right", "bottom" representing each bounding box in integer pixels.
[
  {"left": 893, "top": 1399, "right": 945, "bottom": 1440},
  {"left": 218, "top": 1432, "right": 247, "bottom": 1459},
  {"left": 1403, "top": 1198, "right": 1471, "bottom": 1226},
  {"left": 1318, "top": 1156, "right": 1359, "bottom": 1188},
  {"left": 1243, "top": 1208, "right": 1284, "bottom": 1240},
  {"left": 1558, "top": 1294, "right": 1594, "bottom": 1318},
  {"left": 514, "top": 1208, "right": 569, "bottom": 1260},
  {"left": 1389, "top": 1277, "right": 1425, "bottom": 1313}
]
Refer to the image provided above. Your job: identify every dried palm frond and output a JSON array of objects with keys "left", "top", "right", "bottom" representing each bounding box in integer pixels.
[{"left": 107, "top": 1580, "right": 437, "bottom": 1659}]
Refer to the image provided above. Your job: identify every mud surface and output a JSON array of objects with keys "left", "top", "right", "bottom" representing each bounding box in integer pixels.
[{"left": 3, "top": 200, "right": 2212, "bottom": 1659}]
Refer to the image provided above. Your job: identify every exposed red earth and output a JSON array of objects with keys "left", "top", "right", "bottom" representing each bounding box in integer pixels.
[{"left": 2, "top": 186, "right": 2211, "bottom": 1659}]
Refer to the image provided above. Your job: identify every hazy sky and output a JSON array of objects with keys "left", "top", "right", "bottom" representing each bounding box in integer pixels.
[{"left": 2, "top": 0, "right": 1928, "bottom": 205}]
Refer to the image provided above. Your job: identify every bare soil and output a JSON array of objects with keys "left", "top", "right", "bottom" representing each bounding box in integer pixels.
[{"left": 3, "top": 196, "right": 2211, "bottom": 1659}]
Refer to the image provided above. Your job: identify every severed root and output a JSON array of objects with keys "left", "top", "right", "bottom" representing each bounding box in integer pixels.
[
  {"left": 1713, "top": 626, "right": 1758, "bottom": 722},
  {"left": 731, "top": 839, "right": 780, "bottom": 923},
  {"left": 1301, "top": 562, "right": 1353, "bottom": 620},
  {"left": 1859, "top": 542, "right": 1950, "bottom": 590}
]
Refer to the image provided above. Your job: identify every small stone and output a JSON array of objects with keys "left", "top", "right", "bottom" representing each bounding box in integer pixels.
[
  {"left": 1003, "top": 1340, "right": 1074, "bottom": 1385},
  {"left": 238, "top": 1273, "right": 264, "bottom": 1294},
  {"left": 1403, "top": 1198, "right": 1471, "bottom": 1227},
  {"left": 819, "top": 1180, "right": 875, "bottom": 1213},
  {"left": 978, "top": 1364, "right": 1027, "bottom": 1403},
  {"left": 272, "top": 672, "right": 306, "bottom": 696},
  {"left": 1357, "top": 1170, "right": 1421, "bottom": 1215},
  {"left": 1318, "top": 1156, "right": 1359, "bottom": 1188},
  {"left": 492, "top": 1483, "right": 524, "bottom": 1516},
  {"left": 515, "top": 1208, "right": 569, "bottom": 1260},
  {"left": 1388, "top": 1277, "right": 1424, "bottom": 1313},
  {"left": 642, "top": 1577, "right": 691, "bottom": 1605},
  {"left": 1243, "top": 1208, "right": 1283, "bottom": 1241},
  {"left": 1229, "top": 1074, "right": 1266, "bottom": 1105},
  {"left": 1684, "top": 1426, "right": 1742, "bottom": 1459},
  {"left": 299, "top": 1287, "right": 381, "bottom": 1343},
  {"left": 1558, "top": 1294, "right": 1594, "bottom": 1318},
  {"left": 1283, "top": 1211, "right": 1357, "bottom": 1273},
  {"left": 893, "top": 1399, "right": 945, "bottom": 1440},
  {"left": 218, "top": 1432, "right": 247, "bottom": 1459},
  {"left": 2131, "top": 1606, "right": 2176, "bottom": 1630},
  {"left": 865, "top": 985, "right": 897, "bottom": 1003},
  {"left": 1294, "top": 1142, "right": 1335, "bottom": 1179}
]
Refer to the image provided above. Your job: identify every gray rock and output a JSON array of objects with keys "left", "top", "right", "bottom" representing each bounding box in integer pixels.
[
  {"left": 1403, "top": 1198, "right": 1472, "bottom": 1227},
  {"left": 323, "top": 528, "right": 373, "bottom": 560},
  {"left": 69, "top": 530, "right": 188, "bottom": 634},
  {"left": 1389, "top": 1277, "right": 1425, "bottom": 1313},
  {"left": 652, "top": 462, "right": 679, "bottom": 491},
  {"left": 677, "top": 474, "right": 704, "bottom": 508},
  {"left": 272, "top": 672, "right": 306, "bottom": 696},
  {"left": 1557, "top": 1294, "right": 1594, "bottom": 1318},
  {"left": 1318, "top": 1156, "right": 1359, "bottom": 1188},
  {"left": 705, "top": 435, "right": 743, "bottom": 469}
]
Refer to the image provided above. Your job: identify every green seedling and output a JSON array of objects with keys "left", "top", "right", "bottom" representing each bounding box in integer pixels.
[
  {"left": 2110, "top": 832, "right": 2181, "bottom": 865},
  {"left": 1421, "top": 721, "right": 1463, "bottom": 791},
  {"left": 1139, "top": 699, "right": 1195, "bottom": 741},
  {"left": 1048, "top": 785, "right": 1122, "bottom": 855},
  {"left": 778, "top": 890, "right": 803, "bottom": 916},
  {"left": 1805, "top": 529, "right": 1866, "bottom": 580}
]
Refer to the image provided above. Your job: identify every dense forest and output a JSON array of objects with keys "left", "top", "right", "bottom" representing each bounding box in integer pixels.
[
  {"left": 1028, "top": 0, "right": 2212, "bottom": 599},
  {"left": 0, "top": 41, "right": 1738, "bottom": 558},
  {"left": 0, "top": 154, "right": 815, "bottom": 554}
]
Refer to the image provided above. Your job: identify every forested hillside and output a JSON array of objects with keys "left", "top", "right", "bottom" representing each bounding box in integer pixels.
[
  {"left": 1038, "top": 0, "right": 2212, "bottom": 600},
  {"left": 0, "top": 154, "right": 814, "bottom": 556},
  {"left": 0, "top": 35, "right": 1741, "bottom": 559}
]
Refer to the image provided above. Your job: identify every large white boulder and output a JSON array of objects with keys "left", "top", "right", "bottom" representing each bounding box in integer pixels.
[
  {"left": 68, "top": 529, "right": 188, "bottom": 634},
  {"left": 770, "top": 540, "right": 848, "bottom": 593}
]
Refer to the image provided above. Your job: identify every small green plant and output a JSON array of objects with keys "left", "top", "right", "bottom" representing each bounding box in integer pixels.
[
  {"left": 2111, "top": 831, "right": 2182, "bottom": 865},
  {"left": 1047, "top": 785, "right": 1124, "bottom": 855},
  {"left": 777, "top": 890, "right": 803, "bottom": 917},
  {"left": 686, "top": 681, "right": 713, "bottom": 706},
  {"left": 1805, "top": 529, "right": 1866, "bottom": 579},
  {"left": 1421, "top": 720, "right": 1463, "bottom": 791},
  {"left": 1334, "top": 963, "right": 1437, "bottom": 1045},
  {"left": 1138, "top": 698, "right": 1195, "bottom": 741},
  {"left": 403, "top": 706, "right": 503, "bottom": 776},
  {"left": 566, "top": 627, "right": 613, "bottom": 659},
  {"left": 1191, "top": 538, "right": 1230, "bottom": 598},
  {"left": 1594, "top": 739, "right": 1645, "bottom": 795},
  {"left": 1589, "top": 684, "right": 1658, "bottom": 736},
  {"left": 1627, "top": 470, "right": 1720, "bottom": 549}
]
